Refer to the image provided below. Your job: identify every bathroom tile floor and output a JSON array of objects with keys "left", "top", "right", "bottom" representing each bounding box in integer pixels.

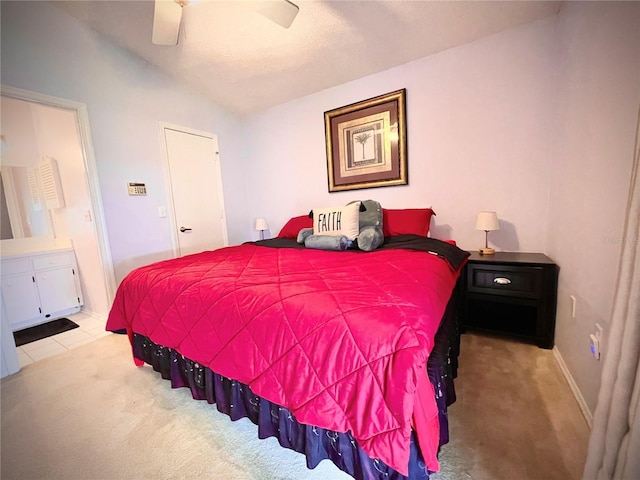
[{"left": 16, "top": 312, "right": 109, "bottom": 367}]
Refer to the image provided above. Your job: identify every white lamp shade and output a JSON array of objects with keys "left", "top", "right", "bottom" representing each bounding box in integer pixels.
[
  {"left": 255, "top": 218, "right": 269, "bottom": 231},
  {"left": 476, "top": 211, "right": 500, "bottom": 231}
]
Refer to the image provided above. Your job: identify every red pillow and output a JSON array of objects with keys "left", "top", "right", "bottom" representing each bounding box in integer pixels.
[
  {"left": 383, "top": 208, "right": 436, "bottom": 237},
  {"left": 277, "top": 215, "right": 313, "bottom": 239}
]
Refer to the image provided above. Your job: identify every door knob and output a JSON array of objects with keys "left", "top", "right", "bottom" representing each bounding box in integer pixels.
[{"left": 179, "top": 227, "right": 192, "bottom": 232}]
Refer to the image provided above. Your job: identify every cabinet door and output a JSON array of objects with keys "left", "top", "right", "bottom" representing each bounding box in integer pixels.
[
  {"left": 1, "top": 274, "right": 41, "bottom": 327},
  {"left": 36, "top": 268, "right": 80, "bottom": 316}
]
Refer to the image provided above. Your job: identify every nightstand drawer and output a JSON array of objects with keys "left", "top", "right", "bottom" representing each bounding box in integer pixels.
[{"left": 467, "top": 264, "right": 543, "bottom": 299}]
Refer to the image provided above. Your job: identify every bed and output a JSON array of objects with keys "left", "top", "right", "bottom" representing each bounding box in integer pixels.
[{"left": 106, "top": 206, "right": 469, "bottom": 480}]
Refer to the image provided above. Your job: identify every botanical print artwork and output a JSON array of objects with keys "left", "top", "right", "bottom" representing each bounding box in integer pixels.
[
  {"left": 324, "top": 89, "right": 407, "bottom": 192},
  {"left": 338, "top": 112, "right": 392, "bottom": 178}
]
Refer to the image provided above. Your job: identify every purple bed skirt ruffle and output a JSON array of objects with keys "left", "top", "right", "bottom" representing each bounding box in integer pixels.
[{"left": 130, "top": 281, "right": 459, "bottom": 480}]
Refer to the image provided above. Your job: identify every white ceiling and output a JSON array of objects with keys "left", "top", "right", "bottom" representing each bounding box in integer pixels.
[{"left": 53, "top": 0, "right": 562, "bottom": 116}]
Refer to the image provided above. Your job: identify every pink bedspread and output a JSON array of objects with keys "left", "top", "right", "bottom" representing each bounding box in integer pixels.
[{"left": 106, "top": 242, "right": 461, "bottom": 475}]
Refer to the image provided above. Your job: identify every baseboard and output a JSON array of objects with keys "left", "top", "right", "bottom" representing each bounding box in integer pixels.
[
  {"left": 76, "top": 308, "right": 106, "bottom": 323},
  {"left": 553, "top": 346, "right": 593, "bottom": 428}
]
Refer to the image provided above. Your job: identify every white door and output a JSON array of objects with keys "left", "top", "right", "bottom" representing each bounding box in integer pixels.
[{"left": 162, "top": 126, "right": 228, "bottom": 257}]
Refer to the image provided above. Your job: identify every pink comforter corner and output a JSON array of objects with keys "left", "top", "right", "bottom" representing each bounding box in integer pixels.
[{"left": 106, "top": 243, "right": 459, "bottom": 475}]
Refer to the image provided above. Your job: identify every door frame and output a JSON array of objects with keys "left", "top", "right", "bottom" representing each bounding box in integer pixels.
[
  {"left": 158, "top": 122, "right": 228, "bottom": 258},
  {"left": 1, "top": 85, "right": 117, "bottom": 304}
]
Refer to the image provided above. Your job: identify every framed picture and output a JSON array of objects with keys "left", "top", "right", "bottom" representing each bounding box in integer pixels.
[{"left": 324, "top": 89, "right": 407, "bottom": 192}]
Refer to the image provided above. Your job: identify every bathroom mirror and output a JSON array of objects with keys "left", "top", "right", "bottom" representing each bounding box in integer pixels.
[{"left": 0, "top": 166, "right": 54, "bottom": 239}]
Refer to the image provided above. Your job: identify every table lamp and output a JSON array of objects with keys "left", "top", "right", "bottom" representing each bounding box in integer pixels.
[
  {"left": 255, "top": 218, "right": 269, "bottom": 240},
  {"left": 476, "top": 211, "right": 499, "bottom": 255}
]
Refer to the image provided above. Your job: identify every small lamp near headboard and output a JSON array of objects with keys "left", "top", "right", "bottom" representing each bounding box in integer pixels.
[
  {"left": 255, "top": 218, "right": 269, "bottom": 240},
  {"left": 476, "top": 211, "right": 499, "bottom": 255}
]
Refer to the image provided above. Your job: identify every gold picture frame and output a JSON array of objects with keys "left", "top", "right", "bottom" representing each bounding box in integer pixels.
[{"left": 324, "top": 89, "right": 407, "bottom": 192}]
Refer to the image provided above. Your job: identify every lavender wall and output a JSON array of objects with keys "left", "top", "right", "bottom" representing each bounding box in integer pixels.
[
  {"left": 242, "top": 16, "right": 558, "bottom": 252},
  {"left": 548, "top": 2, "right": 640, "bottom": 417}
]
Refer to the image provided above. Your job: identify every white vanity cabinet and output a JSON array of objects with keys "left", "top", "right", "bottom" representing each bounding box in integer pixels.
[{"left": 1, "top": 248, "right": 83, "bottom": 332}]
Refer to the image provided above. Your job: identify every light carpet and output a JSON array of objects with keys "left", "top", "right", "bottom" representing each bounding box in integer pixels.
[
  {"left": 432, "top": 333, "right": 590, "bottom": 480},
  {"left": 1, "top": 332, "right": 589, "bottom": 479}
]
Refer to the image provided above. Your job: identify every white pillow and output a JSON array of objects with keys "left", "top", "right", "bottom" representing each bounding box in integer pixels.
[{"left": 312, "top": 202, "right": 361, "bottom": 241}]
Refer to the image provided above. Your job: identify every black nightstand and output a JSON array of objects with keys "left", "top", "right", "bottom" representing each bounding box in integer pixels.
[{"left": 460, "top": 252, "right": 559, "bottom": 349}]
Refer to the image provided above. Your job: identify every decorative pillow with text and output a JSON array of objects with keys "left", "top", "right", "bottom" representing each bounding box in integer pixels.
[{"left": 312, "top": 202, "right": 361, "bottom": 241}]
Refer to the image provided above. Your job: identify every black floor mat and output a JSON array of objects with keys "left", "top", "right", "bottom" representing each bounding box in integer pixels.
[{"left": 13, "top": 318, "right": 80, "bottom": 347}]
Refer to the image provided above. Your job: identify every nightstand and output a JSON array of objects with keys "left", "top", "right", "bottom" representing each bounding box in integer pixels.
[{"left": 460, "top": 252, "right": 559, "bottom": 349}]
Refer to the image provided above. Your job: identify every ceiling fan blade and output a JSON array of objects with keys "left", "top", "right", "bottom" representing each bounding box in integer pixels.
[
  {"left": 251, "top": 0, "right": 299, "bottom": 29},
  {"left": 152, "top": 0, "right": 183, "bottom": 46}
]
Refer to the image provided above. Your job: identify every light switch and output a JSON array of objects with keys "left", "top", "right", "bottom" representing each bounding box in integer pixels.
[
  {"left": 158, "top": 206, "right": 167, "bottom": 218},
  {"left": 83, "top": 209, "right": 92, "bottom": 222}
]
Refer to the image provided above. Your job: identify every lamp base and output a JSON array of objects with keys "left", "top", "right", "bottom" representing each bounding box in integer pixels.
[{"left": 479, "top": 247, "right": 496, "bottom": 255}]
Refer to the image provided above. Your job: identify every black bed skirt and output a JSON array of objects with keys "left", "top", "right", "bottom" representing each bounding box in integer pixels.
[
  {"left": 131, "top": 315, "right": 457, "bottom": 480},
  {"left": 130, "top": 278, "right": 459, "bottom": 480}
]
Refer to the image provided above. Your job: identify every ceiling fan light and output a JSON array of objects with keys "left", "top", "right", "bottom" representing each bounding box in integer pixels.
[
  {"left": 251, "top": 0, "right": 299, "bottom": 29},
  {"left": 152, "top": 0, "right": 184, "bottom": 46}
]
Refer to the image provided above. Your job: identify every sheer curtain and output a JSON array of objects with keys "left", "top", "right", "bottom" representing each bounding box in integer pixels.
[{"left": 583, "top": 108, "right": 640, "bottom": 479}]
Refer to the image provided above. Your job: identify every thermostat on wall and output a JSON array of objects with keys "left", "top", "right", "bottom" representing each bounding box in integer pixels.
[{"left": 127, "top": 182, "right": 147, "bottom": 196}]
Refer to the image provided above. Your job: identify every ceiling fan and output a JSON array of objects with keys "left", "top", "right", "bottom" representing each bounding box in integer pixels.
[{"left": 152, "top": 0, "right": 300, "bottom": 46}]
